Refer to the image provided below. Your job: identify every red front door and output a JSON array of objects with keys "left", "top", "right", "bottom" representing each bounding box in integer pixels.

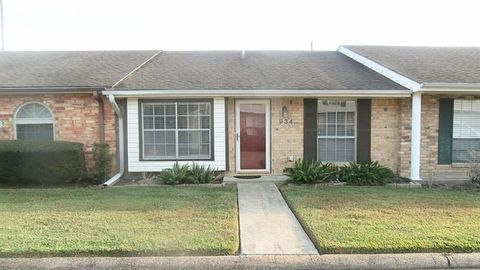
[{"left": 239, "top": 103, "right": 267, "bottom": 170}]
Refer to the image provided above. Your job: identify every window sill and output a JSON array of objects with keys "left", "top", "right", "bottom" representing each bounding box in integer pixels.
[{"left": 451, "top": 163, "right": 470, "bottom": 168}]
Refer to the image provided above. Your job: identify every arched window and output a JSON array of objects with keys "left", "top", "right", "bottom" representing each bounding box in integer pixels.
[{"left": 15, "top": 102, "right": 55, "bottom": 141}]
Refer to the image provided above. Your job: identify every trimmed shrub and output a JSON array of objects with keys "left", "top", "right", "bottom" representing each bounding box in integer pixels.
[
  {"left": 339, "top": 161, "right": 394, "bottom": 186},
  {"left": 190, "top": 163, "right": 217, "bottom": 184},
  {"left": 284, "top": 159, "right": 337, "bottom": 184},
  {"left": 92, "top": 142, "right": 112, "bottom": 183},
  {"left": 0, "top": 140, "right": 86, "bottom": 186}
]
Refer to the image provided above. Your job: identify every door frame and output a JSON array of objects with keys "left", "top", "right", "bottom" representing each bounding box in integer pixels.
[{"left": 235, "top": 99, "right": 271, "bottom": 173}]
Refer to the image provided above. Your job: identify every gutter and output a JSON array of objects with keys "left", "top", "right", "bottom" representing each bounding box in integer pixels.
[
  {"left": 0, "top": 86, "right": 104, "bottom": 94},
  {"left": 101, "top": 89, "right": 412, "bottom": 97},
  {"left": 102, "top": 94, "right": 125, "bottom": 186}
]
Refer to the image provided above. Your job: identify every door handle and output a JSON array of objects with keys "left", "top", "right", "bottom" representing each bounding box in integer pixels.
[{"left": 236, "top": 133, "right": 240, "bottom": 141}]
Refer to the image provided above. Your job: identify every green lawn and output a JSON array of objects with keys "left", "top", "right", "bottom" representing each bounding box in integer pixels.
[
  {"left": 280, "top": 185, "right": 480, "bottom": 254},
  {"left": 0, "top": 186, "right": 238, "bottom": 257}
]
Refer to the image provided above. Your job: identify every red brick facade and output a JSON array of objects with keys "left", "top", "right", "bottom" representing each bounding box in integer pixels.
[{"left": 0, "top": 93, "right": 117, "bottom": 174}]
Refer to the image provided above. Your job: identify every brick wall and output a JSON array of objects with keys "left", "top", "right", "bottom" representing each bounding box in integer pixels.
[
  {"left": 397, "top": 94, "right": 475, "bottom": 179},
  {"left": 0, "top": 94, "right": 117, "bottom": 175},
  {"left": 270, "top": 98, "right": 304, "bottom": 174},
  {"left": 370, "top": 98, "right": 401, "bottom": 174}
]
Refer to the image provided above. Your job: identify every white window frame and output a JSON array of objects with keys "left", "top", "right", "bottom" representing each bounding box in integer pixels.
[
  {"left": 452, "top": 99, "right": 480, "bottom": 162},
  {"left": 141, "top": 101, "right": 213, "bottom": 160},
  {"left": 14, "top": 101, "right": 55, "bottom": 140},
  {"left": 316, "top": 99, "right": 357, "bottom": 163}
]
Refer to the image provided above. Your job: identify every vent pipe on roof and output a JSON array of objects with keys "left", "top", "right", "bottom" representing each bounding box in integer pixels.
[{"left": 241, "top": 50, "right": 246, "bottom": 59}]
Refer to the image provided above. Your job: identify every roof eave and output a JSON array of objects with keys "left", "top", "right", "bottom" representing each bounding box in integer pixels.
[
  {"left": 102, "top": 89, "right": 412, "bottom": 98},
  {"left": 0, "top": 86, "right": 105, "bottom": 94}
]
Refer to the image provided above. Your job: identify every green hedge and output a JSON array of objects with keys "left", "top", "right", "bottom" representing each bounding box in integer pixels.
[{"left": 0, "top": 140, "right": 86, "bottom": 186}]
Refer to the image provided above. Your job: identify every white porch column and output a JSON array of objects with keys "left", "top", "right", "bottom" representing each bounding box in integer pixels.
[{"left": 410, "top": 92, "right": 422, "bottom": 181}]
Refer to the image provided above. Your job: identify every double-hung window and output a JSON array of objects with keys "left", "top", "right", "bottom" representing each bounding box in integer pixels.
[
  {"left": 317, "top": 100, "right": 356, "bottom": 163},
  {"left": 142, "top": 101, "right": 212, "bottom": 160},
  {"left": 452, "top": 99, "right": 480, "bottom": 162}
]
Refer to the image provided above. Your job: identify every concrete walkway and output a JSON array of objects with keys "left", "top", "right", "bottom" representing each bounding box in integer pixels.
[{"left": 237, "top": 183, "right": 318, "bottom": 255}]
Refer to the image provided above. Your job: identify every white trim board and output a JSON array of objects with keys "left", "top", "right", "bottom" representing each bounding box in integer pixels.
[
  {"left": 103, "top": 89, "right": 412, "bottom": 97},
  {"left": 338, "top": 46, "right": 422, "bottom": 92}
]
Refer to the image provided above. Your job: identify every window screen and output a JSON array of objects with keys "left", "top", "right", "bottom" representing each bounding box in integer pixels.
[
  {"left": 452, "top": 100, "right": 480, "bottom": 162},
  {"left": 317, "top": 100, "right": 356, "bottom": 162},
  {"left": 142, "top": 101, "right": 212, "bottom": 160}
]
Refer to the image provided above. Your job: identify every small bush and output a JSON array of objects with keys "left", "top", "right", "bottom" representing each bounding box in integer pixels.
[
  {"left": 0, "top": 140, "right": 86, "bottom": 186},
  {"left": 157, "top": 162, "right": 220, "bottom": 185},
  {"left": 158, "top": 162, "right": 193, "bottom": 185},
  {"left": 339, "top": 161, "right": 394, "bottom": 186},
  {"left": 92, "top": 143, "right": 112, "bottom": 183},
  {"left": 284, "top": 159, "right": 337, "bottom": 184},
  {"left": 190, "top": 163, "right": 217, "bottom": 184},
  {"left": 284, "top": 159, "right": 394, "bottom": 186}
]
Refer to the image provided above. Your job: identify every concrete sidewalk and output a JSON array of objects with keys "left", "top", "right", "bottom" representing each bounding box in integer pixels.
[
  {"left": 1, "top": 253, "right": 479, "bottom": 270},
  {"left": 237, "top": 183, "right": 318, "bottom": 255}
]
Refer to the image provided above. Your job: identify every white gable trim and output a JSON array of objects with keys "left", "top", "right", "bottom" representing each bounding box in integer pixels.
[{"left": 338, "top": 46, "right": 422, "bottom": 92}]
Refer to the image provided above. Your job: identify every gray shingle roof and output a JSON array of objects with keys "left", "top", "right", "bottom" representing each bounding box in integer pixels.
[
  {"left": 115, "top": 51, "right": 406, "bottom": 90},
  {"left": 343, "top": 46, "right": 480, "bottom": 84},
  {"left": 0, "top": 51, "right": 158, "bottom": 89}
]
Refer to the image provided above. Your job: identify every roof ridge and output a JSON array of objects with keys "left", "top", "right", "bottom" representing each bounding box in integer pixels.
[{"left": 111, "top": 50, "right": 162, "bottom": 88}]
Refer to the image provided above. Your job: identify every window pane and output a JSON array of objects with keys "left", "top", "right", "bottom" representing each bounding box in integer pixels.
[
  {"left": 165, "top": 116, "right": 176, "bottom": 129},
  {"left": 178, "top": 104, "right": 188, "bottom": 115},
  {"left": 317, "top": 112, "right": 326, "bottom": 136},
  {"left": 188, "top": 104, "right": 199, "bottom": 115},
  {"left": 178, "top": 116, "right": 187, "bottom": 129},
  {"left": 200, "top": 116, "right": 210, "bottom": 129},
  {"left": 144, "top": 116, "right": 153, "bottom": 129},
  {"left": 165, "top": 145, "right": 176, "bottom": 157},
  {"left": 154, "top": 131, "right": 165, "bottom": 143},
  {"left": 144, "top": 144, "right": 154, "bottom": 157},
  {"left": 144, "top": 131, "right": 154, "bottom": 144},
  {"left": 165, "top": 104, "right": 176, "bottom": 115},
  {"left": 165, "top": 131, "right": 176, "bottom": 144},
  {"left": 17, "top": 103, "right": 53, "bottom": 119},
  {"left": 153, "top": 104, "right": 163, "bottom": 115},
  {"left": 154, "top": 116, "right": 164, "bottom": 129},
  {"left": 16, "top": 124, "right": 54, "bottom": 141},
  {"left": 188, "top": 116, "right": 199, "bottom": 129},
  {"left": 452, "top": 138, "right": 480, "bottom": 162}
]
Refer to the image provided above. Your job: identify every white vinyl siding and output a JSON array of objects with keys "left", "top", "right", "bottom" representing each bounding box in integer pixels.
[
  {"left": 317, "top": 100, "right": 356, "bottom": 163},
  {"left": 452, "top": 100, "right": 480, "bottom": 162},
  {"left": 127, "top": 97, "right": 226, "bottom": 172}
]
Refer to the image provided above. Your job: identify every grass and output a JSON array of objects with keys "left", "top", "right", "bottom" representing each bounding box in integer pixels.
[
  {"left": 0, "top": 186, "right": 238, "bottom": 257},
  {"left": 280, "top": 185, "right": 480, "bottom": 254}
]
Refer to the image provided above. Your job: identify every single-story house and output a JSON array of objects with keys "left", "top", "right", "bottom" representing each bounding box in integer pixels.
[{"left": 0, "top": 46, "right": 479, "bottom": 185}]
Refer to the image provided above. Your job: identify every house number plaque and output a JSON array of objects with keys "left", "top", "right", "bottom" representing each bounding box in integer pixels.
[{"left": 279, "top": 118, "right": 293, "bottom": 126}]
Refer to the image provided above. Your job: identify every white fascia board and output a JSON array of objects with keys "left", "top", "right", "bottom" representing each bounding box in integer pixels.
[
  {"left": 102, "top": 89, "right": 412, "bottom": 98},
  {"left": 338, "top": 46, "right": 422, "bottom": 92},
  {"left": 420, "top": 83, "right": 480, "bottom": 93}
]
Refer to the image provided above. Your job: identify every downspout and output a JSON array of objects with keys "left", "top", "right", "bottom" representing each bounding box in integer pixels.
[
  {"left": 103, "top": 94, "right": 124, "bottom": 186},
  {"left": 93, "top": 91, "right": 105, "bottom": 143}
]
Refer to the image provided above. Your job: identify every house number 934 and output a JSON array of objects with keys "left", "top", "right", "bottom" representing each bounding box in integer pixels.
[{"left": 279, "top": 118, "right": 293, "bottom": 125}]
